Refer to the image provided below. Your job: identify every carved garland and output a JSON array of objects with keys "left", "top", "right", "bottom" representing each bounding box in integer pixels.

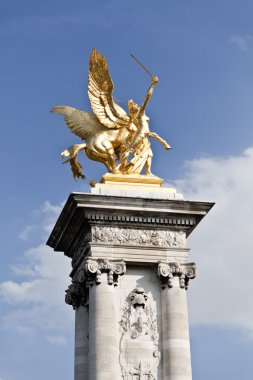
[
  {"left": 157, "top": 261, "right": 196, "bottom": 289},
  {"left": 92, "top": 226, "right": 186, "bottom": 248}
]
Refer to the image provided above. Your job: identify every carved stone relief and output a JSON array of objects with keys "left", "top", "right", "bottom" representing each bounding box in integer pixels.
[
  {"left": 66, "top": 258, "right": 126, "bottom": 309},
  {"left": 84, "top": 257, "right": 126, "bottom": 286},
  {"left": 92, "top": 226, "right": 186, "bottom": 248},
  {"left": 157, "top": 261, "right": 196, "bottom": 289},
  {"left": 65, "top": 283, "right": 87, "bottom": 310},
  {"left": 119, "top": 288, "right": 160, "bottom": 379}
]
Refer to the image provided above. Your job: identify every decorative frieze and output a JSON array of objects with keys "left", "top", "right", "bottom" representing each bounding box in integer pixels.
[
  {"left": 157, "top": 261, "right": 196, "bottom": 289},
  {"left": 92, "top": 226, "right": 186, "bottom": 248}
]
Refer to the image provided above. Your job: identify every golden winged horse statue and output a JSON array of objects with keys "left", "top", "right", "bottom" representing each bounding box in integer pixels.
[{"left": 51, "top": 48, "right": 171, "bottom": 180}]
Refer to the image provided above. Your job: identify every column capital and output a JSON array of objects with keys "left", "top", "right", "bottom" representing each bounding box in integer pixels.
[
  {"left": 72, "top": 257, "right": 126, "bottom": 287},
  {"left": 84, "top": 257, "right": 126, "bottom": 286},
  {"left": 157, "top": 261, "right": 196, "bottom": 289},
  {"left": 65, "top": 283, "right": 88, "bottom": 310},
  {"left": 65, "top": 258, "right": 126, "bottom": 309}
]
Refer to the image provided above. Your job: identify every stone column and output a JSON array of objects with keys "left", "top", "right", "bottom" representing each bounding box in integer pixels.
[
  {"left": 75, "top": 306, "right": 89, "bottom": 380},
  {"left": 65, "top": 283, "right": 89, "bottom": 380},
  {"left": 158, "top": 262, "right": 196, "bottom": 380},
  {"left": 85, "top": 258, "right": 126, "bottom": 380}
]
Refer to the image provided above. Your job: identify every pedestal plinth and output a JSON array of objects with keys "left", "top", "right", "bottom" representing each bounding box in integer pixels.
[{"left": 47, "top": 190, "right": 213, "bottom": 380}]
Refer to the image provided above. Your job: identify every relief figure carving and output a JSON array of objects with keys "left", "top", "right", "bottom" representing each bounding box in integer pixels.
[{"left": 92, "top": 226, "right": 186, "bottom": 248}]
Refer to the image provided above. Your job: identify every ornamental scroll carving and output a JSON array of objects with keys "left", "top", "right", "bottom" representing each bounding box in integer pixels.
[
  {"left": 65, "top": 283, "right": 87, "bottom": 310},
  {"left": 65, "top": 258, "right": 126, "bottom": 309},
  {"left": 84, "top": 257, "right": 126, "bottom": 286},
  {"left": 157, "top": 261, "right": 196, "bottom": 290},
  {"left": 72, "top": 257, "right": 126, "bottom": 286},
  {"left": 92, "top": 226, "right": 186, "bottom": 248},
  {"left": 119, "top": 288, "right": 160, "bottom": 379}
]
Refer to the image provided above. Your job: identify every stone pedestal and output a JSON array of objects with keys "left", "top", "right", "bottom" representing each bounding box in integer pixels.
[{"left": 47, "top": 192, "right": 213, "bottom": 380}]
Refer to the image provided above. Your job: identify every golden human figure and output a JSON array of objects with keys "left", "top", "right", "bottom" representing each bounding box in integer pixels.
[{"left": 51, "top": 48, "right": 170, "bottom": 180}]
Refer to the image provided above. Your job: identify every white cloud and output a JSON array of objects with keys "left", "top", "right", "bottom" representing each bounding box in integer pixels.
[
  {"left": 18, "top": 225, "right": 36, "bottom": 241},
  {"left": 0, "top": 203, "right": 73, "bottom": 338},
  {"left": 229, "top": 34, "right": 252, "bottom": 51},
  {"left": 175, "top": 147, "right": 253, "bottom": 333},
  {"left": 39, "top": 200, "right": 64, "bottom": 236},
  {"left": 18, "top": 200, "right": 64, "bottom": 242},
  {"left": 1, "top": 245, "right": 70, "bottom": 305}
]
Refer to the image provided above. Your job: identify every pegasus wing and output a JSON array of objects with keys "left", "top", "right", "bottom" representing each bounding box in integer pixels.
[
  {"left": 51, "top": 105, "right": 102, "bottom": 140},
  {"left": 88, "top": 48, "right": 130, "bottom": 129}
]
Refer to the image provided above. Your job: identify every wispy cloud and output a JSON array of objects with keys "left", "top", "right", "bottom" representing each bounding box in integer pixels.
[
  {"left": 229, "top": 34, "right": 252, "bottom": 51},
  {"left": 18, "top": 225, "right": 37, "bottom": 242},
  {"left": 176, "top": 147, "right": 253, "bottom": 335},
  {"left": 18, "top": 200, "right": 63, "bottom": 243},
  {"left": 0, "top": 202, "right": 73, "bottom": 338}
]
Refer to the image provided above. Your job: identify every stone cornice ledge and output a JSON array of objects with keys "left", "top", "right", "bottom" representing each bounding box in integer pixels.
[{"left": 47, "top": 192, "right": 214, "bottom": 255}]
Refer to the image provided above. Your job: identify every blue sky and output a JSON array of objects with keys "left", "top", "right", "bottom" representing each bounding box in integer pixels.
[{"left": 1, "top": 1, "right": 253, "bottom": 379}]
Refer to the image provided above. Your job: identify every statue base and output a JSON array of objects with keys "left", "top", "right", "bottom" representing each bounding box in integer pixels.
[
  {"left": 101, "top": 173, "right": 164, "bottom": 185},
  {"left": 90, "top": 173, "right": 182, "bottom": 200}
]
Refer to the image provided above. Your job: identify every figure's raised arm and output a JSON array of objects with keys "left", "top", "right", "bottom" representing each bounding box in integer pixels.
[
  {"left": 139, "top": 76, "right": 159, "bottom": 115},
  {"left": 148, "top": 131, "right": 171, "bottom": 150}
]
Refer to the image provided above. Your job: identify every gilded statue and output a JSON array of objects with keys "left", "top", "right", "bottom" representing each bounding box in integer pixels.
[{"left": 51, "top": 48, "right": 171, "bottom": 180}]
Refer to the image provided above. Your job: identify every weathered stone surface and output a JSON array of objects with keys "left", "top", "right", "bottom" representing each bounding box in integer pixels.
[
  {"left": 160, "top": 277, "right": 193, "bottom": 380},
  {"left": 75, "top": 306, "right": 89, "bottom": 380}
]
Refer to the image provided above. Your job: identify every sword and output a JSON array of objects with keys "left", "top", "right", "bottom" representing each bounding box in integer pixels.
[{"left": 130, "top": 54, "right": 155, "bottom": 79}]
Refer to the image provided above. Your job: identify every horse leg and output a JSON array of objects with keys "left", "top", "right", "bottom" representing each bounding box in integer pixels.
[
  {"left": 85, "top": 144, "right": 112, "bottom": 172},
  {"left": 101, "top": 140, "right": 118, "bottom": 172},
  {"left": 61, "top": 143, "right": 87, "bottom": 180}
]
